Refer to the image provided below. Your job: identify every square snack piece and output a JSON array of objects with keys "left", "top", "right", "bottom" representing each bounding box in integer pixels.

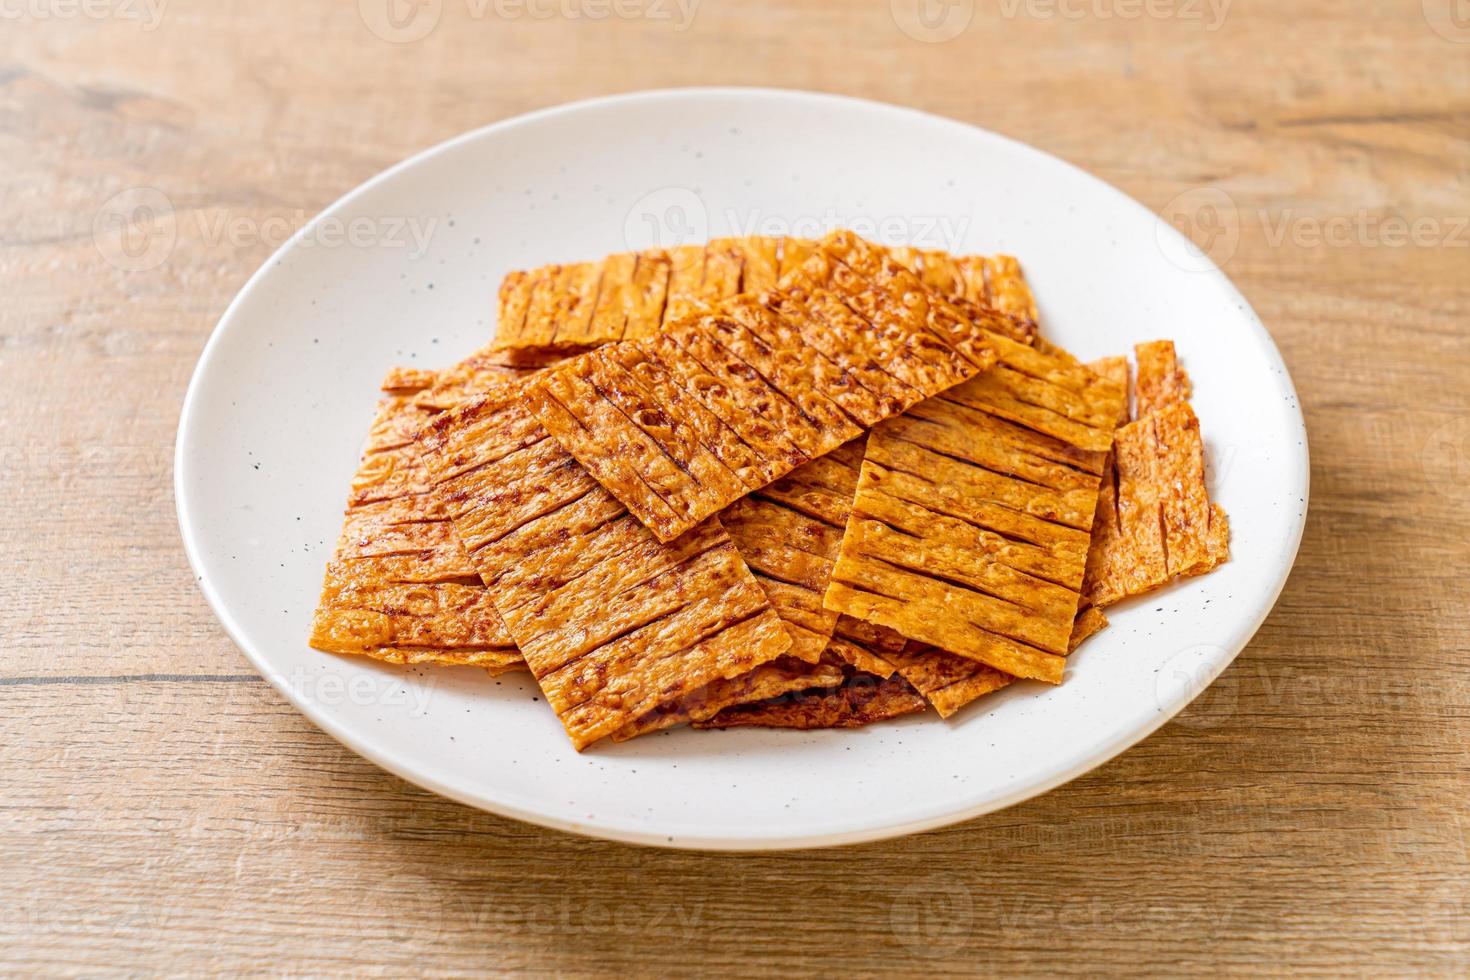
[
  {"left": 1083, "top": 341, "right": 1230, "bottom": 607},
  {"left": 825, "top": 333, "right": 1127, "bottom": 684},
  {"left": 309, "top": 360, "right": 528, "bottom": 674},
  {"left": 530, "top": 231, "right": 1001, "bottom": 542},
  {"left": 418, "top": 386, "right": 794, "bottom": 750}
]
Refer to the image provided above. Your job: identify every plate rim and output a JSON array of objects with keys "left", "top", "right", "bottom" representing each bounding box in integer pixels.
[{"left": 174, "top": 86, "right": 1310, "bottom": 850}]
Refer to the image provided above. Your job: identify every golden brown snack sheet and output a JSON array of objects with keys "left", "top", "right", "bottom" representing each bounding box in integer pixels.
[
  {"left": 492, "top": 250, "right": 673, "bottom": 355},
  {"left": 881, "top": 643, "right": 1015, "bottom": 719},
  {"left": 721, "top": 437, "right": 867, "bottom": 664},
  {"left": 694, "top": 664, "right": 929, "bottom": 731},
  {"left": 417, "top": 385, "right": 793, "bottom": 750},
  {"left": 826, "top": 614, "right": 905, "bottom": 679},
  {"left": 309, "top": 358, "right": 529, "bottom": 671},
  {"left": 876, "top": 599, "right": 1108, "bottom": 718},
  {"left": 491, "top": 236, "right": 1037, "bottom": 356},
  {"left": 825, "top": 335, "right": 1126, "bottom": 684},
  {"left": 1083, "top": 342, "right": 1230, "bottom": 607},
  {"left": 530, "top": 231, "right": 998, "bottom": 542},
  {"left": 1069, "top": 605, "right": 1109, "bottom": 651},
  {"left": 611, "top": 655, "right": 845, "bottom": 740}
]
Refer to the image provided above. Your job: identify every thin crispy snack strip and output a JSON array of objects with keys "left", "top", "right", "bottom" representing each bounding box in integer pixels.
[
  {"left": 418, "top": 388, "right": 792, "bottom": 750},
  {"left": 825, "top": 614, "right": 905, "bottom": 679},
  {"left": 1134, "top": 339, "right": 1192, "bottom": 418},
  {"left": 491, "top": 237, "right": 1039, "bottom": 356},
  {"left": 882, "top": 644, "right": 1015, "bottom": 718},
  {"left": 1083, "top": 343, "right": 1230, "bottom": 607},
  {"left": 612, "top": 655, "right": 845, "bottom": 740},
  {"left": 1069, "top": 605, "right": 1109, "bottom": 651},
  {"left": 694, "top": 667, "right": 929, "bottom": 730},
  {"left": 532, "top": 232, "right": 998, "bottom": 541},
  {"left": 825, "top": 337, "right": 1125, "bottom": 683},
  {"left": 491, "top": 250, "right": 673, "bottom": 354},
  {"left": 721, "top": 437, "right": 867, "bottom": 662},
  {"left": 889, "top": 597, "right": 1109, "bottom": 717},
  {"left": 1084, "top": 400, "right": 1231, "bottom": 605},
  {"left": 490, "top": 236, "right": 1034, "bottom": 358},
  {"left": 310, "top": 365, "right": 526, "bottom": 671}
]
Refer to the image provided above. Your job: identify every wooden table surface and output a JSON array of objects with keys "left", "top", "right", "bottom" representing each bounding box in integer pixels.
[{"left": 4, "top": 0, "right": 1468, "bottom": 974}]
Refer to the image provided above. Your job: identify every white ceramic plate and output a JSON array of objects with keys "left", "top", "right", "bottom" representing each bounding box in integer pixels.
[{"left": 176, "top": 89, "right": 1307, "bottom": 850}]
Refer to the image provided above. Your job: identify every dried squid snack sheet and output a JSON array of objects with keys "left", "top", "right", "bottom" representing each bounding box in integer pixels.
[
  {"left": 491, "top": 235, "right": 1036, "bottom": 360},
  {"left": 490, "top": 237, "right": 803, "bottom": 355},
  {"left": 825, "top": 336, "right": 1126, "bottom": 684},
  {"left": 882, "top": 644, "right": 1015, "bottom": 719},
  {"left": 827, "top": 602, "right": 1107, "bottom": 719},
  {"left": 610, "top": 655, "right": 845, "bottom": 741},
  {"left": 694, "top": 666, "right": 929, "bottom": 730},
  {"left": 1083, "top": 400, "right": 1231, "bottom": 606},
  {"left": 310, "top": 367, "right": 522, "bottom": 671},
  {"left": 1083, "top": 343, "right": 1229, "bottom": 607},
  {"left": 1134, "top": 339, "right": 1192, "bottom": 418},
  {"left": 886, "top": 247, "right": 1039, "bottom": 345},
  {"left": 721, "top": 438, "right": 868, "bottom": 664},
  {"left": 1069, "top": 605, "right": 1109, "bottom": 652},
  {"left": 490, "top": 251, "right": 669, "bottom": 355},
  {"left": 825, "top": 614, "right": 905, "bottom": 680},
  {"left": 418, "top": 387, "right": 792, "bottom": 751},
  {"left": 530, "top": 231, "right": 996, "bottom": 541}
]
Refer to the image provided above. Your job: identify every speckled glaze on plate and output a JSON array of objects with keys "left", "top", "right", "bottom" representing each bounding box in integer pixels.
[{"left": 175, "top": 89, "right": 1308, "bottom": 850}]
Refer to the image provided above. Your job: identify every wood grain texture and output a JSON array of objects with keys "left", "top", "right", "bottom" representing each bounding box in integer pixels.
[{"left": 3, "top": 0, "right": 1468, "bottom": 974}]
